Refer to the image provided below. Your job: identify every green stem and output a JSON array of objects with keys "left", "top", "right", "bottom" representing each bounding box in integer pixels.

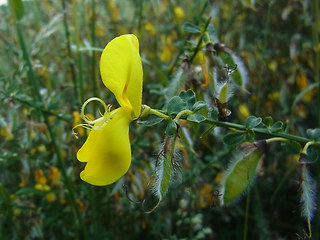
[
  {"left": 265, "top": 137, "right": 288, "bottom": 144},
  {"left": 16, "top": 23, "right": 41, "bottom": 103},
  {"left": 168, "top": 1, "right": 209, "bottom": 75},
  {"left": 314, "top": 0, "right": 320, "bottom": 126},
  {"left": 189, "top": 17, "right": 212, "bottom": 63},
  {"left": 302, "top": 141, "right": 314, "bottom": 155},
  {"left": 90, "top": 0, "right": 98, "bottom": 100},
  {"left": 149, "top": 108, "right": 171, "bottom": 120},
  {"left": 205, "top": 118, "right": 310, "bottom": 143},
  {"left": 61, "top": 0, "right": 79, "bottom": 103},
  {"left": 174, "top": 109, "right": 193, "bottom": 123},
  {"left": 72, "top": 0, "right": 85, "bottom": 103},
  {"left": 243, "top": 190, "right": 250, "bottom": 240}
]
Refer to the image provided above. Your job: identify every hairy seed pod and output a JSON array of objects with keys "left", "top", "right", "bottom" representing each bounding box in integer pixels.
[{"left": 221, "top": 147, "right": 264, "bottom": 205}]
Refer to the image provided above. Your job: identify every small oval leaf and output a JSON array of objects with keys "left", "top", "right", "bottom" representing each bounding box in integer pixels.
[
  {"left": 187, "top": 113, "right": 206, "bottom": 123},
  {"left": 165, "top": 120, "right": 177, "bottom": 137},
  {"left": 167, "top": 96, "right": 187, "bottom": 114},
  {"left": 269, "top": 121, "right": 283, "bottom": 133},
  {"left": 245, "top": 116, "right": 262, "bottom": 129},
  {"left": 179, "top": 90, "right": 196, "bottom": 110},
  {"left": 307, "top": 128, "right": 320, "bottom": 141},
  {"left": 192, "top": 101, "right": 207, "bottom": 112}
]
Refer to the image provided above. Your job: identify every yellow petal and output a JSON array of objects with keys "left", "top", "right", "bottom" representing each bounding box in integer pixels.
[
  {"left": 77, "top": 107, "right": 132, "bottom": 186},
  {"left": 100, "top": 34, "right": 143, "bottom": 119}
]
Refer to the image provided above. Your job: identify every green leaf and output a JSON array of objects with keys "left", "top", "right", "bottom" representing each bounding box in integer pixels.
[
  {"left": 245, "top": 116, "right": 262, "bottom": 129},
  {"left": 179, "top": 89, "right": 196, "bottom": 110},
  {"left": 263, "top": 116, "right": 274, "bottom": 127},
  {"left": 139, "top": 115, "right": 164, "bottom": 127},
  {"left": 307, "top": 128, "right": 320, "bottom": 141},
  {"left": 181, "top": 23, "right": 202, "bottom": 33},
  {"left": 200, "top": 125, "right": 216, "bottom": 139},
  {"left": 307, "top": 146, "right": 320, "bottom": 163},
  {"left": 187, "top": 113, "right": 206, "bottom": 123},
  {"left": 222, "top": 149, "right": 262, "bottom": 204},
  {"left": 165, "top": 120, "right": 177, "bottom": 137},
  {"left": 8, "top": 0, "right": 24, "bottom": 20},
  {"left": 223, "top": 132, "right": 245, "bottom": 146},
  {"left": 167, "top": 96, "right": 187, "bottom": 114},
  {"left": 192, "top": 101, "right": 207, "bottom": 112},
  {"left": 246, "top": 129, "right": 255, "bottom": 141},
  {"left": 15, "top": 187, "right": 40, "bottom": 196},
  {"left": 269, "top": 121, "right": 283, "bottom": 133},
  {"left": 208, "top": 107, "right": 219, "bottom": 120}
]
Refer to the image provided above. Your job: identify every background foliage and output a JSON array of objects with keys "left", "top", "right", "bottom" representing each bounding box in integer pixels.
[{"left": 0, "top": 0, "right": 319, "bottom": 239}]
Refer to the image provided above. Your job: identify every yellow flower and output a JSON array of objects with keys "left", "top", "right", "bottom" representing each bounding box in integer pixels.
[
  {"left": 34, "top": 169, "right": 47, "bottom": 185},
  {"left": 48, "top": 166, "right": 62, "bottom": 186},
  {"left": 76, "top": 34, "right": 143, "bottom": 186},
  {"left": 46, "top": 192, "right": 57, "bottom": 203},
  {"left": 174, "top": 6, "right": 185, "bottom": 19},
  {"left": 145, "top": 22, "right": 156, "bottom": 36}
]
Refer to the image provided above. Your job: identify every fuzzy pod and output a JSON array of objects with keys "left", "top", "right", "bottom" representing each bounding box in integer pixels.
[
  {"left": 299, "top": 154, "right": 316, "bottom": 237},
  {"left": 218, "top": 81, "right": 229, "bottom": 104},
  {"left": 221, "top": 148, "right": 263, "bottom": 205},
  {"left": 152, "top": 137, "right": 180, "bottom": 200}
]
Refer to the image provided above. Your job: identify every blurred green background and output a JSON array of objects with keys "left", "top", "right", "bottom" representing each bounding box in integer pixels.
[{"left": 0, "top": 0, "right": 319, "bottom": 239}]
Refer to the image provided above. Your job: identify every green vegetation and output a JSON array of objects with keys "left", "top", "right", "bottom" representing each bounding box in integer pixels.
[{"left": 1, "top": 0, "right": 319, "bottom": 239}]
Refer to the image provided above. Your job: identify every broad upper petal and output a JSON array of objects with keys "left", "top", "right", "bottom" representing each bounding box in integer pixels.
[{"left": 100, "top": 34, "right": 143, "bottom": 119}]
